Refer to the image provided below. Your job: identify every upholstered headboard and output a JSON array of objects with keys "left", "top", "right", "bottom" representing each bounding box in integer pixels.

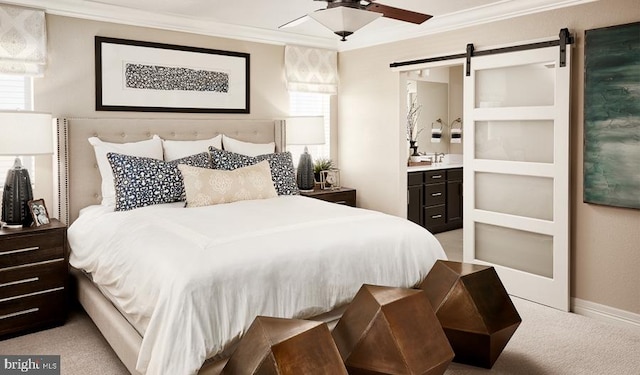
[{"left": 54, "top": 118, "right": 285, "bottom": 224}]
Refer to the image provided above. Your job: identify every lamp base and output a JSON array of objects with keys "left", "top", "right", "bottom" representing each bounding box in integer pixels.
[
  {"left": 1, "top": 158, "right": 34, "bottom": 228},
  {"left": 296, "top": 150, "right": 315, "bottom": 191},
  {"left": 2, "top": 223, "right": 24, "bottom": 229}
]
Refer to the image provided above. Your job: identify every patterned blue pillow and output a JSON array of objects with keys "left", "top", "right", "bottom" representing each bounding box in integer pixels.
[
  {"left": 107, "top": 152, "right": 212, "bottom": 211},
  {"left": 209, "top": 147, "right": 299, "bottom": 195}
]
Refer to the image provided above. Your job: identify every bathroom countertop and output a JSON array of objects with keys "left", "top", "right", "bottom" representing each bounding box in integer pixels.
[{"left": 407, "top": 163, "right": 464, "bottom": 173}]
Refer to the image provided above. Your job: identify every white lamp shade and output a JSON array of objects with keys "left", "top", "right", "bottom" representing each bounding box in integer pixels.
[
  {"left": 310, "top": 7, "right": 382, "bottom": 35},
  {"left": 0, "top": 111, "right": 53, "bottom": 155},
  {"left": 286, "top": 116, "right": 325, "bottom": 146}
]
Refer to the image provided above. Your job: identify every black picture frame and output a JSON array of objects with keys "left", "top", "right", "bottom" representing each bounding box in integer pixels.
[{"left": 95, "top": 36, "right": 250, "bottom": 113}]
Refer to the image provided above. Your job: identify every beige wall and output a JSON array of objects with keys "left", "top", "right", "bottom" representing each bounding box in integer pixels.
[
  {"left": 338, "top": 0, "right": 640, "bottom": 314},
  {"left": 32, "top": 15, "right": 291, "bottom": 206}
]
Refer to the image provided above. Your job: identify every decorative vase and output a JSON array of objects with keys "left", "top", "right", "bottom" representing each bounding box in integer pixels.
[{"left": 409, "top": 140, "right": 419, "bottom": 157}]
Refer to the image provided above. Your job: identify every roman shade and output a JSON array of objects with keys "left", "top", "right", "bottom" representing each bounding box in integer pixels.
[
  {"left": 285, "top": 45, "right": 338, "bottom": 94},
  {"left": 0, "top": 4, "right": 47, "bottom": 76}
]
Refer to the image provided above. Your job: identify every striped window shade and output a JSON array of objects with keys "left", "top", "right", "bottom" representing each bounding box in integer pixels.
[
  {"left": 285, "top": 45, "right": 338, "bottom": 94},
  {"left": 0, "top": 4, "right": 47, "bottom": 76}
]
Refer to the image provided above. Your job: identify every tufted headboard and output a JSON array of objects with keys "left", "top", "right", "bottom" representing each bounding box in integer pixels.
[{"left": 54, "top": 118, "right": 285, "bottom": 224}]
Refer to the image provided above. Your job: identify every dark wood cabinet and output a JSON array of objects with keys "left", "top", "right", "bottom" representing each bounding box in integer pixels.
[
  {"left": 0, "top": 219, "right": 68, "bottom": 338},
  {"left": 408, "top": 168, "right": 463, "bottom": 234},
  {"left": 301, "top": 187, "right": 356, "bottom": 207}
]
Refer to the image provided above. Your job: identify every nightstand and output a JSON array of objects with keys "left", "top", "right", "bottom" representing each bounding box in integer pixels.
[
  {"left": 300, "top": 187, "right": 356, "bottom": 207},
  {"left": 0, "top": 219, "right": 68, "bottom": 338}
]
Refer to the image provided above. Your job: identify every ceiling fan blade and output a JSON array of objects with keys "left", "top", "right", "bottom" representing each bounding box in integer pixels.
[
  {"left": 279, "top": 14, "right": 311, "bottom": 29},
  {"left": 365, "top": 3, "right": 432, "bottom": 24}
]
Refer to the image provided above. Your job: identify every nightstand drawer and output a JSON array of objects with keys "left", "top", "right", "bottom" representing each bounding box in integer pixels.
[
  {"left": 0, "top": 260, "right": 66, "bottom": 300},
  {"left": 318, "top": 190, "right": 356, "bottom": 206},
  {"left": 0, "top": 289, "right": 66, "bottom": 337},
  {"left": 424, "top": 205, "right": 446, "bottom": 227},
  {"left": 0, "top": 232, "right": 65, "bottom": 268},
  {"left": 424, "top": 183, "right": 446, "bottom": 206}
]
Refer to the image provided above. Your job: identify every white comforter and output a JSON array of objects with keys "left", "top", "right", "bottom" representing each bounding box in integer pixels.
[{"left": 68, "top": 196, "right": 446, "bottom": 375}]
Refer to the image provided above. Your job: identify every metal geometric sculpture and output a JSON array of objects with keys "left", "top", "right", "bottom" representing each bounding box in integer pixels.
[
  {"left": 1, "top": 158, "right": 33, "bottom": 227},
  {"left": 418, "top": 260, "right": 522, "bottom": 368},
  {"left": 332, "top": 284, "right": 454, "bottom": 375},
  {"left": 221, "top": 316, "right": 347, "bottom": 375}
]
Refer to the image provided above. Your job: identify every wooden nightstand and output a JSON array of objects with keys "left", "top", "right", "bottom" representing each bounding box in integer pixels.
[
  {"left": 300, "top": 187, "right": 356, "bottom": 207},
  {"left": 0, "top": 219, "right": 68, "bottom": 338}
]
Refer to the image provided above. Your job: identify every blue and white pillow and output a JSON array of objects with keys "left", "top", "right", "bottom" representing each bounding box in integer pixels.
[
  {"left": 209, "top": 147, "right": 299, "bottom": 196},
  {"left": 107, "top": 152, "right": 212, "bottom": 211}
]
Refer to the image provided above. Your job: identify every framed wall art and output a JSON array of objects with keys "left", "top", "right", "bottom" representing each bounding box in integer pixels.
[
  {"left": 95, "top": 36, "right": 250, "bottom": 113},
  {"left": 583, "top": 22, "right": 640, "bottom": 209}
]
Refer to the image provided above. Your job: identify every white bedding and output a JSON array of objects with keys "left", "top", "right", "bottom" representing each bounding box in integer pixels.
[{"left": 68, "top": 196, "right": 446, "bottom": 375}]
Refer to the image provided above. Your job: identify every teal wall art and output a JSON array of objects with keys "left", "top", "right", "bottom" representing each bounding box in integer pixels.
[{"left": 584, "top": 22, "right": 640, "bottom": 209}]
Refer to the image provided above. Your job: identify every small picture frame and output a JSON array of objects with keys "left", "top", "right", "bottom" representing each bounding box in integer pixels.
[
  {"left": 320, "top": 169, "right": 341, "bottom": 190},
  {"left": 28, "top": 199, "right": 50, "bottom": 227}
]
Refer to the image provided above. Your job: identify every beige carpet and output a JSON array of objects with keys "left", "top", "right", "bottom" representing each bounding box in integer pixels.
[
  {"left": 2, "top": 297, "right": 639, "bottom": 375},
  {"left": 2, "top": 228, "right": 638, "bottom": 374}
]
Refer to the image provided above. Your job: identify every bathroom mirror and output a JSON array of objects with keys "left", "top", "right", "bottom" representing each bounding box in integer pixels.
[{"left": 405, "top": 65, "right": 464, "bottom": 157}]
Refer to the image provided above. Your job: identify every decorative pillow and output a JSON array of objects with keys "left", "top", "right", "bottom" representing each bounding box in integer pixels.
[
  {"left": 107, "top": 152, "right": 212, "bottom": 211},
  {"left": 178, "top": 161, "right": 277, "bottom": 207},
  {"left": 162, "top": 135, "right": 222, "bottom": 161},
  {"left": 222, "top": 134, "right": 275, "bottom": 157},
  {"left": 209, "top": 147, "right": 299, "bottom": 196},
  {"left": 88, "top": 135, "right": 163, "bottom": 207}
]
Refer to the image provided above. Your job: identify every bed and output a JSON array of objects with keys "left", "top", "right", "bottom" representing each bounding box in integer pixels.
[{"left": 55, "top": 118, "right": 447, "bottom": 375}]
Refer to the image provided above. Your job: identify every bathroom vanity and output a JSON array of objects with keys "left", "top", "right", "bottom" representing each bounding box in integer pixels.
[{"left": 407, "top": 163, "right": 463, "bottom": 234}]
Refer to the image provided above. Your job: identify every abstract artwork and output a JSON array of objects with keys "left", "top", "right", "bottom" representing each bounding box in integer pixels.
[
  {"left": 583, "top": 22, "right": 640, "bottom": 209},
  {"left": 95, "top": 36, "right": 249, "bottom": 113}
]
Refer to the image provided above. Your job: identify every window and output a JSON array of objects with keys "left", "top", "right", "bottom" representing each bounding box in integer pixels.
[
  {"left": 288, "top": 91, "right": 331, "bottom": 167},
  {"left": 0, "top": 74, "right": 35, "bottom": 188}
]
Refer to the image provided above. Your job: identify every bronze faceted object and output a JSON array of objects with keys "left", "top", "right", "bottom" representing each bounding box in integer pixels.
[
  {"left": 418, "top": 260, "right": 522, "bottom": 368},
  {"left": 221, "top": 316, "right": 347, "bottom": 375},
  {"left": 332, "top": 284, "right": 454, "bottom": 375}
]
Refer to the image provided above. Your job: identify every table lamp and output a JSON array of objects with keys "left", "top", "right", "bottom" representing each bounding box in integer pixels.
[
  {"left": 286, "top": 116, "right": 325, "bottom": 192},
  {"left": 0, "top": 111, "right": 53, "bottom": 228}
]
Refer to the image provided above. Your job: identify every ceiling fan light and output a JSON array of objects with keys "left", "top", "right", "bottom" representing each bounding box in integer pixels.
[{"left": 310, "top": 7, "right": 382, "bottom": 40}]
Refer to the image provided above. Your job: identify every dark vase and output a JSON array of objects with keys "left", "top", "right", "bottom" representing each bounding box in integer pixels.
[{"left": 409, "top": 140, "right": 419, "bottom": 156}]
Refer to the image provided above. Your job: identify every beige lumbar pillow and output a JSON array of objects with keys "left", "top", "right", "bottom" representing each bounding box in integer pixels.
[{"left": 178, "top": 160, "right": 277, "bottom": 207}]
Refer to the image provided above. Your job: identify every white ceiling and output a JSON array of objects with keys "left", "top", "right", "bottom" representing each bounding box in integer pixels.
[{"left": 9, "top": 0, "right": 597, "bottom": 50}]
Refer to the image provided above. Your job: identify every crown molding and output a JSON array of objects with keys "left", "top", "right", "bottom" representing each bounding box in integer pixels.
[
  {"left": 3, "top": 0, "right": 597, "bottom": 52},
  {"left": 338, "top": 0, "right": 598, "bottom": 51},
  {"left": 3, "top": 0, "right": 339, "bottom": 50}
]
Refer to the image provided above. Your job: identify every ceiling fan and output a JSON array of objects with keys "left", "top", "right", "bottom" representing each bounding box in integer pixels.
[{"left": 280, "top": 0, "right": 433, "bottom": 41}]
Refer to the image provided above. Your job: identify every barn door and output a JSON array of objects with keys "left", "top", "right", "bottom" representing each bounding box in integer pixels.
[{"left": 463, "top": 43, "right": 571, "bottom": 311}]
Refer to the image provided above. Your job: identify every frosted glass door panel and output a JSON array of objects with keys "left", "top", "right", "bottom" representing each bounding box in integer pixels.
[
  {"left": 475, "top": 223, "right": 553, "bottom": 278},
  {"left": 475, "top": 173, "right": 553, "bottom": 220},
  {"left": 476, "top": 63, "right": 555, "bottom": 108},
  {"left": 475, "top": 120, "right": 554, "bottom": 162}
]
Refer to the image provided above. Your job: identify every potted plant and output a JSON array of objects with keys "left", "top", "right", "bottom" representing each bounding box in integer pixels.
[{"left": 314, "top": 157, "right": 334, "bottom": 183}]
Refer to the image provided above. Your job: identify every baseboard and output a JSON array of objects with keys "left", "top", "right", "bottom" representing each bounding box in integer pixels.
[{"left": 572, "top": 298, "right": 640, "bottom": 332}]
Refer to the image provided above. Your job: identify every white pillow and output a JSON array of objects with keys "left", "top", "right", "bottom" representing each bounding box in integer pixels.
[
  {"left": 88, "top": 135, "right": 163, "bottom": 206},
  {"left": 162, "top": 135, "right": 222, "bottom": 161},
  {"left": 222, "top": 134, "right": 275, "bottom": 157}
]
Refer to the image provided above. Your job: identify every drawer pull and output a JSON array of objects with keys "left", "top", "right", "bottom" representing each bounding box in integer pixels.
[
  {"left": 0, "top": 277, "right": 39, "bottom": 288},
  {"left": 431, "top": 192, "right": 442, "bottom": 197},
  {"left": 431, "top": 214, "right": 443, "bottom": 219},
  {"left": 1, "top": 246, "right": 39, "bottom": 256},
  {"left": 431, "top": 175, "right": 443, "bottom": 179},
  {"left": 0, "top": 308, "right": 39, "bottom": 320}
]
